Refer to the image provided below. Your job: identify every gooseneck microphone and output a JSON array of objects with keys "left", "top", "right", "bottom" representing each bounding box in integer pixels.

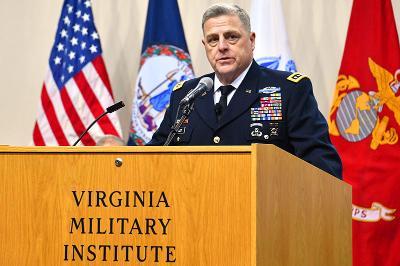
[
  {"left": 72, "top": 101, "right": 125, "bottom": 146},
  {"left": 106, "top": 101, "right": 125, "bottom": 113},
  {"left": 179, "top": 77, "right": 213, "bottom": 106},
  {"left": 164, "top": 77, "right": 214, "bottom": 146}
]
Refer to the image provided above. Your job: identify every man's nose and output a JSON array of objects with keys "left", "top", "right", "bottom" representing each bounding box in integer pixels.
[{"left": 217, "top": 38, "right": 229, "bottom": 51}]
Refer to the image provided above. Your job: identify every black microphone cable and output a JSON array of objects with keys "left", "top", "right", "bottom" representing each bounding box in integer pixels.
[{"left": 72, "top": 101, "right": 125, "bottom": 146}]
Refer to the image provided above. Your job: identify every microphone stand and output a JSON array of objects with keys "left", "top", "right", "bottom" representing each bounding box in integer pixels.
[
  {"left": 72, "top": 101, "right": 125, "bottom": 146},
  {"left": 163, "top": 102, "right": 195, "bottom": 146},
  {"left": 72, "top": 112, "right": 107, "bottom": 146}
]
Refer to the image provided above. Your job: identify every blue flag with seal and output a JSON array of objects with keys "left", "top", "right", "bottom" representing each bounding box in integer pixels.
[{"left": 128, "top": 0, "right": 194, "bottom": 145}]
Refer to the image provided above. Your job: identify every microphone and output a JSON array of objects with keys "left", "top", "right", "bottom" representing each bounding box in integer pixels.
[
  {"left": 72, "top": 101, "right": 125, "bottom": 146},
  {"left": 106, "top": 101, "right": 125, "bottom": 113},
  {"left": 179, "top": 77, "right": 213, "bottom": 106}
]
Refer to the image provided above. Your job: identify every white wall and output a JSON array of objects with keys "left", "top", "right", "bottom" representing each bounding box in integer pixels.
[{"left": 0, "top": 0, "right": 399, "bottom": 145}]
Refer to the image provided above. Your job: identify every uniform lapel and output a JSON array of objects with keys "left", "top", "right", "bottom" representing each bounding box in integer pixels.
[
  {"left": 194, "top": 74, "right": 218, "bottom": 130},
  {"left": 218, "top": 61, "right": 260, "bottom": 129}
]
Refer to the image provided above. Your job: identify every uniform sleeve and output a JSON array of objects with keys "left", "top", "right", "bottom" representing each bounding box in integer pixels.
[
  {"left": 146, "top": 94, "right": 176, "bottom": 146},
  {"left": 287, "top": 78, "right": 343, "bottom": 179}
]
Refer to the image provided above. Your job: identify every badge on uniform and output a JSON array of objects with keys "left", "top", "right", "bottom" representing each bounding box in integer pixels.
[
  {"left": 268, "top": 122, "right": 284, "bottom": 139},
  {"left": 251, "top": 127, "right": 263, "bottom": 137},
  {"left": 249, "top": 122, "right": 273, "bottom": 141},
  {"left": 251, "top": 89, "right": 283, "bottom": 121},
  {"left": 258, "top": 86, "right": 281, "bottom": 94},
  {"left": 250, "top": 123, "right": 264, "bottom": 138},
  {"left": 176, "top": 118, "right": 189, "bottom": 124},
  {"left": 172, "top": 81, "right": 185, "bottom": 91},
  {"left": 287, "top": 72, "right": 307, "bottom": 83},
  {"left": 177, "top": 127, "right": 186, "bottom": 134}
]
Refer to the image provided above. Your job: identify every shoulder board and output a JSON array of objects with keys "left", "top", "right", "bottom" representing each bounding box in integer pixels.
[
  {"left": 287, "top": 72, "right": 308, "bottom": 83},
  {"left": 172, "top": 81, "right": 185, "bottom": 91}
]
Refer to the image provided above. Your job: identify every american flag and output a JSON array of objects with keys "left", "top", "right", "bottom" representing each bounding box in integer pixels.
[{"left": 33, "top": 0, "right": 122, "bottom": 146}]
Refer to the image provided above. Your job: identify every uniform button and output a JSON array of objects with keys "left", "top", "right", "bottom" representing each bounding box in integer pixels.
[
  {"left": 176, "top": 136, "right": 181, "bottom": 142},
  {"left": 213, "top": 136, "right": 220, "bottom": 144}
]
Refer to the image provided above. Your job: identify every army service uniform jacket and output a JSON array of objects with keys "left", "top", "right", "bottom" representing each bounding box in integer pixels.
[{"left": 148, "top": 61, "right": 342, "bottom": 179}]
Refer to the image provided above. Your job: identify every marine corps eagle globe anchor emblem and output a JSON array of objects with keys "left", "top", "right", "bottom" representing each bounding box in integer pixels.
[{"left": 329, "top": 58, "right": 400, "bottom": 150}]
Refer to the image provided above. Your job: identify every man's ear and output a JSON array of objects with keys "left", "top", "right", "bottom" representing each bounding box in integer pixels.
[{"left": 250, "top": 32, "right": 256, "bottom": 51}]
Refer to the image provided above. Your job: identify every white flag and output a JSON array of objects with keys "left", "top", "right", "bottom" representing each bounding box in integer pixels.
[{"left": 251, "top": 0, "right": 297, "bottom": 72}]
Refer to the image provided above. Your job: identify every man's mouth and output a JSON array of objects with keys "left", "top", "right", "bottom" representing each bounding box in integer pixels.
[{"left": 217, "top": 57, "right": 234, "bottom": 63}]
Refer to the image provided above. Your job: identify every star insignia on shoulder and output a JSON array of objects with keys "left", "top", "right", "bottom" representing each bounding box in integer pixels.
[
  {"left": 173, "top": 81, "right": 186, "bottom": 91},
  {"left": 287, "top": 72, "right": 308, "bottom": 83}
]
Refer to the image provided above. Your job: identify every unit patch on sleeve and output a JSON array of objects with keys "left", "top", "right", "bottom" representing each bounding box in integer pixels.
[
  {"left": 287, "top": 72, "right": 307, "bottom": 83},
  {"left": 172, "top": 81, "right": 185, "bottom": 91}
]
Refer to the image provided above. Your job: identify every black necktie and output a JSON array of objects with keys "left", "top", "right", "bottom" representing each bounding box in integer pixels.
[{"left": 215, "top": 85, "right": 235, "bottom": 121}]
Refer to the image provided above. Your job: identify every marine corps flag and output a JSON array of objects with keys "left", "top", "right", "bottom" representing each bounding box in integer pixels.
[
  {"left": 328, "top": 0, "right": 400, "bottom": 265},
  {"left": 128, "top": 0, "right": 194, "bottom": 145}
]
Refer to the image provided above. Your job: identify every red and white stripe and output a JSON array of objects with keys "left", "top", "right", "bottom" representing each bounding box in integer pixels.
[{"left": 33, "top": 56, "right": 122, "bottom": 146}]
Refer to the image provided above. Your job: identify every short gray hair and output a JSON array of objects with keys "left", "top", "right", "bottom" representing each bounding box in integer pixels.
[{"left": 202, "top": 3, "right": 251, "bottom": 33}]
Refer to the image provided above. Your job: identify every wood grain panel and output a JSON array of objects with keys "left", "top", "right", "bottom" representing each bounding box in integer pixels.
[
  {"left": 0, "top": 145, "right": 351, "bottom": 265},
  {"left": 0, "top": 150, "right": 251, "bottom": 265},
  {"left": 254, "top": 145, "right": 352, "bottom": 266}
]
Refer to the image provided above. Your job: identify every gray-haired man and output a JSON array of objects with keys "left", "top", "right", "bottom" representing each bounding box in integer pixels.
[{"left": 149, "top": 4, "right": 342, "bottom": 179}]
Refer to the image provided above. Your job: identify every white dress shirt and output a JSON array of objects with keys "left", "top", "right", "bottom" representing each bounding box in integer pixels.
[{"left": 213, "top": 62, "right": 253, "bottom": 105}]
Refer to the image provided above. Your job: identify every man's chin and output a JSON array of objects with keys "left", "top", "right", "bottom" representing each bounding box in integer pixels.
[{"left": 215, "top": 65, "right": 236, "bottom": 76}]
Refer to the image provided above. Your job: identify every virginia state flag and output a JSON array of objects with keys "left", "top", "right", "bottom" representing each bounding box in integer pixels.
[
  {"left": 250, "top": 0, "right": 296, "bottom": 72},
  {"left": 128, "top": 0, "right": 194, "bottom": 145},
  {"left": 328, "top": 0, "right": 400, "bottom": 265}
]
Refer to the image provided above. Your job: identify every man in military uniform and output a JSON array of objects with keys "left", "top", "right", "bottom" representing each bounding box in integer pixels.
[{"left": 148, "top": 3, "right": 342, "bottom": 179}]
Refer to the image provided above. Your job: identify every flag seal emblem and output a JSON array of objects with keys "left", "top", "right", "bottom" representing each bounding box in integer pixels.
[{"left": 130, "top": 44, "right": 194, "bottom": 144}]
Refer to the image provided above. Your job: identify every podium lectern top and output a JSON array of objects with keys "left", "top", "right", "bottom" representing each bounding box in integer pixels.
[{"left": 0, "top": 144, "right": 351, "bottom": 265}]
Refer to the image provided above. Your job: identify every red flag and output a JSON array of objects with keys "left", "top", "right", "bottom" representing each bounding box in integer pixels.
[
  {"left": 329, "top": 0, "right": 400, "bottom": 265},
  {"left": 33, "top": 0, "right": 122, "bottom": 146}
]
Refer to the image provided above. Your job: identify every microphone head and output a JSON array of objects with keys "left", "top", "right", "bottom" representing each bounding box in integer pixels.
[
  {"left": 199, "top": 77, "right": 213, "bottom": 91},
  {"left": 106, "top": 101, "right": 125, "bottom": 113},
  {"left": 179, "top": 77, "right": 214, "bottom": 106}
]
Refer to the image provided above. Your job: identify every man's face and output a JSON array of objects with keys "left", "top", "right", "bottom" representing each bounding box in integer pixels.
[{"left": 202, "top": 14, "right": 255, "bottom": 84}]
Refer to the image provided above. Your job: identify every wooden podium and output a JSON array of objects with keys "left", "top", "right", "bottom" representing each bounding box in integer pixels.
[{"left": 0, "top": 144, "right": 351, "bottom": 265}]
